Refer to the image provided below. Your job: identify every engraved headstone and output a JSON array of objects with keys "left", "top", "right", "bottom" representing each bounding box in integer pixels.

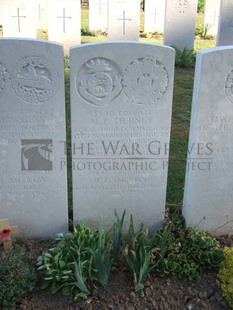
[
  {"left": 35, "top": 0, "right": 48, "bottom": 30},
  {"left": 183, "top": 46, "right": 233, "bottom": 235},
  {"left": 70, "top": 42, "right": 175, "bottom": 231},
  {"left": 163, "top": 0, "right": 198, "bottom": 50},
  {"left": 0, "top": 39, "right": 68, "bottom": 237},
  {"left": 2, "top": 0, "right": 36, "bottom": 38},
  {"left": 48, "top": 0, "right": 81, "bottom": 55},
  {"left": 217, "top": 0, "right": 233, "bottom": 46},
  {"left": 204, "top": 0, "right": 221, "bottom": 36},
  {"left": 144, "top": 0, "right": 165, "bottom": 34},
  {"left": 107, "top": 0, "right": 140, "bottom": 40},
  {"left": 89, "top": 0, "right": 108, "bottom": 32}
]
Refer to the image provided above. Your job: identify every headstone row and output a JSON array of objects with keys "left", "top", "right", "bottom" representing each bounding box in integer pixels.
[{"left": 2, "top": 39, "right": 233, "bottom": 237}]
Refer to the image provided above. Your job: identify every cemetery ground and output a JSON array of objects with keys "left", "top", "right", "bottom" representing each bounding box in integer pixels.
[
  {"left": 1, "top": 47, "right": 233, "bottom": 310},
  {"left": 1, "top": 10, "right": 233, "bottom": 310}
]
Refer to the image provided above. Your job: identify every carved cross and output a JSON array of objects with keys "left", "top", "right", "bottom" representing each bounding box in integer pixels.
[
  {"left": 11, "top": 8, "right": 26, "bottom": 33},
  {"left": 211, "top": 10, "right": 219, "bottom": 26},
  {"left": 152, "top": 8, "right": 160, "bottom": 24},
  {"left": 117, "top": 11, "right": 131, "bottom": 35},
  {"left": 0, "top": 218, "right": 19, "bottom": 250},
  {"left": 36, "top": 3, "right": 45, "bottom": 20},
  {"left": 57, "top": 8, "right": 71, "bottom": 33},
  {"left": 95, "top": 0, "right": 106, "bottom": 15}
]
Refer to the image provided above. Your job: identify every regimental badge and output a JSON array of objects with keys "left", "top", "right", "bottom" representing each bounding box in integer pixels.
[{"left": 77, "top": 58, "right": 122, "bottom": 107}]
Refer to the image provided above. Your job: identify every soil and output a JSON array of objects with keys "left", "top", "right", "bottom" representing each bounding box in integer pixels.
[{"left": 7, "top": 236, "right": 232, "bottom": 310}]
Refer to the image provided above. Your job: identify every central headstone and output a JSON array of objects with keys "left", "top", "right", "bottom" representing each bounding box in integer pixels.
[
  {"left": 107, "top": 0, "right": 140, "bottom": 40},
  {"left": 70, "top": 42, "right": 175, "bottom": 231},
  {"left": 163, "top": 0, "right": 198, "bottom": 50},
  {"left": 0, "top": 39, "right": 68, "bottom": 238}
]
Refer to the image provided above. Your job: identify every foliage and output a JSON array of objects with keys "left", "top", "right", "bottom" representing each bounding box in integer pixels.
[
  {"left": 217, "top": 247, "right": 233, "bottom": 307},
  {"left": 37, "top": 221, "right": 113, "bottom": 299},
  {"left": 152, "top": 217, "right": 224, "bottom": 282},
  {"left": 198, "top": 0, "right": 205, "bottom": 13},
  {"left": 0, "top": 244, "right": 37, "bottom": 309},
  {"left": 122, "top": 215, "right": 154, "bottom": 291},
  {"left": 81, "top": 27, "right": 99, "bottom": 37},
  {"left": 173, "top": 47, "right": 196, "bottom": 68},
  {"left": 196, "top": 23, "right": 212, "bottom": 39},
  {"left": 38, "top": 211, "right": 224, "bottom": 297}
]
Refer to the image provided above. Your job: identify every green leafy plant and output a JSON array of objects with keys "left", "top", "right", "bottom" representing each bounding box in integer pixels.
[
  {"left": 37, "top": 210, "right": 225, "bottom": 298},
  {"left": 37, "top": 221, "right": 112, "bottom": 299},
  {"left": 108, "top": 209, "right": 126, "bottom": 262},
  {"left": 152, "top": 224, "right": 224, "bottom": 282},
  {"left": 173, "top": 46, "right": 196, "bottom": 68},
  {"left": 217, "top": 247, "right": 233, "bottom": 307},
  {"left": 196, "top": 23, "right": 212, "bottom": 39},
  {"left": 81, "top": 26, "right": 98, "bottom": 37},
  {"left": 0, "top": 244, "right": 37, "bottom": 309},
  {"left": 122, "top": 215, "right": 154, "bottom": 291},
  {"left": 198, "top": 0, "right": 205, "bottom": 13}
]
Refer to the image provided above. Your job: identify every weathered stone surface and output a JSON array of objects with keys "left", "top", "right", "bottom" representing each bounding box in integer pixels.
[
  {"left": 163, "top": 0, "right": 198, "bottom": 50},
  {"left": 70, "top": 42, "right": 175, "bottom": 231},
  {"left": 0, "top": 39, "right": 68, "bottom": 237},
  {"left": 183, "top": 46, "right": 233, "bottom": 235}
]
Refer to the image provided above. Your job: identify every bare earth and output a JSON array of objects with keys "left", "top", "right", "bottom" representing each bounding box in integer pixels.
[{"left": 13, "top": 236, "right": 233, "bottom": 310}]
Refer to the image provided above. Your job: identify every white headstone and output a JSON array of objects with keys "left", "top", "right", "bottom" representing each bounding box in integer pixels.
[
  {"left": 107, "top": 0, "right": 140, "bottom": 41},
  {"left": 35, "top": 0, "right": 48, "bottom": 30},
  {"left": 163, "top": 0, "right": 198, "bottom": 50},
  {"left": 48, "top": 0, "right": 81, "bottom": 55},
  {"left": 217, "top": 0, "right": 233, "bottom": 46},
  {"left": 183, "top": 46, "right": 233, "bottom": 235},
  {"left": 2, "top": 0, "right": 36, "bottom": 38},
  {"left": 144, "top": 0, "right": 165, "bottom": 34},
  {"left": 0, "top": 0, "right": 3, "bottom": 25},
  {"left": 204, "top": 0, "right": 221, "bottom": 36},
  {"left": 89, "top": 0, "right": 108, "bottom": 32},
  {"left": 70, "top": 42, "right": 175, "bottom": 231},
  {"left": 0, "top": 39, "right": 68, "bottom": 238}
]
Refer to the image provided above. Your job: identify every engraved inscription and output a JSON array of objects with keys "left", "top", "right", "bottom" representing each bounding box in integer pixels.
[
  {"left": 176, "top": 0, "right": 189, "bottom": 14},
  {"left": 225, "top": 70, "right": 233, "bottom": 103},
  {"left": 0, "top": 63, "right": 9, "bottom": 93},
  {"left": 122, "top": 56, "right": 168, "bottom": 105},
  {"left": 76, "top": 58, "right": 122, "bottom": 107},
  {"left": 11, "top": 56, "right": 59, "bottom": 104}
]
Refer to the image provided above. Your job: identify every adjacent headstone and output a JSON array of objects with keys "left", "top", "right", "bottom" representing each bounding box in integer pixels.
[
  {"left": 217, "top": 0, "right": 233, "bottom": 46},
  {"left": 144, "top": 0, "right": 165, "bottom": 34},
  {"left": 163, "top": 0, "right": 198, "bottom": 50},
  {"left": 70, "top": 42, "right": 175, "bottom": 231},
  {"left": 2, "top": 0, "right": 36, "bottom": 38},
  {"left": 35, "top": 0, "right": 48, "bottom": 30},
  {"left": 0, "top": 39, "right": 68, "bottom": 238},
  {"left": 89, "top": 0, "right": 108, "bottom": 32},
  {"left": 48, "top": 0, "right": 81, "bottom": 55},
  {"left": 183, "top": 46, "right": 233, "bottom": 235},
  {"left": 107, "top": 0, "right": 140, "bottom": 41},
  {"left": 204, "top": 0, "right": 221, "bottom": 36}
]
